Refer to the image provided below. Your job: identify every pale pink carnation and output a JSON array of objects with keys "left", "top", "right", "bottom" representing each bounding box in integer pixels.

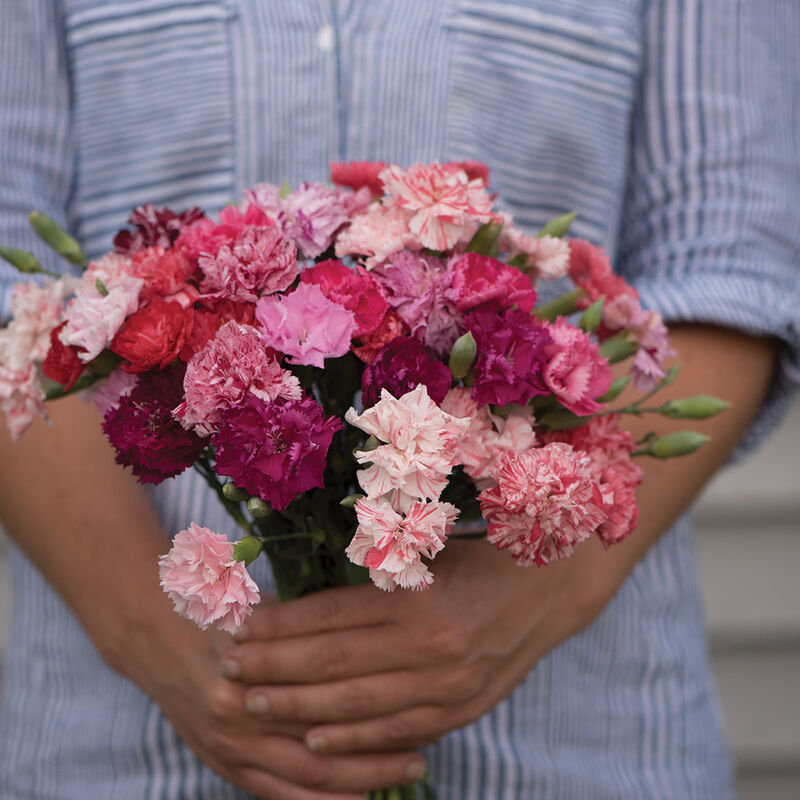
[
  {"left": 0, "top": 363, "right": 47, "bottom": 440},
  {"left": 91, "top": 368, "right": 139, "bottom": 419},
  {"left": 346, "top": 384, "right": 468, "bottom": 509},
  {"left": 0, "top": 276, "right": 78, "bottom": 371},
  {"left": 479, "top": 443, "right": 607, "bottom": 566},
  {"left": 159, "top": 523, "right": 260, "bottom": 635},
  {"left": 543, "top": 317, "right": 612, "bottom": 416},
  {"left": 347, "top": 497, "right": 459, "bottom": 591},
  {"left": 174, "top": 321, "right": 301, "bottom": 436},
  {"left": 334, "top": 203, "right": 417, "bottom": 267},
  {"left": 200, "top": 226, "right": 297, "bottom": 302},
  {"left": 499, "top": 218, "right": 570, "bottom": 280},
  {"left": 255, "top": 283, "right": 356, "bottom": 368},
  {"left": 379, "top": 162, "right": 494, "bottom": 251},
  {"left": 440, "top": 387, "right": 537, "bottom": 485}
]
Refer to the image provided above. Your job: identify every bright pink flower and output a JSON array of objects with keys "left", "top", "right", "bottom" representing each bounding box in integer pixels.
[
  {"left": 542, "top": 317, "right": 612, "bottom": 416},
  {"left": 479, "top": 443, "right": 607, "bottom": 566},
  {"left": 330, "top": 161, "right": 388, "bottom": 199},
  {"left": 159, "top": 523, "right": 260, "bottom": 635},
  {"left": 568, "top": 239, "right": 638, "bottom": 309},
  {"left": 0, "top": 364, "right": 47, "bottom": 441},
  {"left": 113, "top": 203, "right": 206, "bottom": 255},
  {"left": 443, "top": 160, "right": 491, "bottom": 186},
  {"left": 334, "top": 203, "right": 417, "bottom": 266},
  {"left": 346, "top": 384, "right": 468, "bottom": 510},
  {"left": 200, "top": 226, "right": 298, "bottom": 303},
  {"left": 175, "top": 321, "right": 301, "bottom": 436},
  {"left": 300, "top": 259, "right": 388, "bottom": 337},
  {"left": 256, "top": 282, "right": 356, "bottom": 368},
  {"left": 212, "top": 395, "right": 341, "bottom": 511},
  {"left": 352, "top": 310, "right": 409, "bottom": 364},
  {"left": 379, "top": 162, "right": 494, "bottom": 251},
  {"left": 446, "top": 252, "right": 537, "bottom": 313},
  {"left": 347, "top": 497, "right": 459, "bottom": 591}
]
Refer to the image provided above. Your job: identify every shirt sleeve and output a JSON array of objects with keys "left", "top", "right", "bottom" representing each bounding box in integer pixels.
[
  {"left": 0, "top": 0, "right": 78, "bottom": 320},
  {"left": 614, "top": 0, "right": 800, "bottom": 454}
]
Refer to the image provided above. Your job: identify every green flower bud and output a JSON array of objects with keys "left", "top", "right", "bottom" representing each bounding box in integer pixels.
[
  {"left": 246, "top": 496, "right": 272, "bottom": 518},
  {"left": 28, "top": 211, "right": 88, "bottom": 268},
  {"left": 0, "top": 246, "right": 48, "bottom": 275},
  {"left": 279, "top": 178, "right": 292, "bottom": 199},
  {"left": 659, "top": 395, "right": 731, "bottom": 420},
  {"left": 448, "top": 331, "right": 477, "bottom": 379},
  {"left": 360, "top": 434, "right": 381, "bottom": 452},
  {"left": 465, "top": 221, "right": 502, "bottom": 257},
  {"left": 597, "top": 375, "right": 631, "bottom": 403},
  {"left": 533, "top": 288, "right": 585, "bottom": 322},
  {"left": 660, "top": 363, "right": 681, "bottom": 387},
  {"left": 598, "top": 332, "right": 638, "bottom": 364},
  {"left": 648, "top": 431, "right": 711, "bottom": 459},
  {"left": 536, "top": 211, "right": 577, "bottom": 239},
  {"left": 222, "top": 482, "right": 250, "bottom": 502},
  {"left": 579, "top": 296, "right": 605, "bottom": 332},
  {"left": 232, "top": 536, "right": 262, "bottom": 566},
  {"left": 340, "top": 493, "right": 364, "bottom": 509},
  {"left": 95, "top": 278, "right": 109, "bottom": 297}
]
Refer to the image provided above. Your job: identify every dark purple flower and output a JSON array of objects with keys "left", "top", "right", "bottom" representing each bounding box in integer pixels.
[
  {"left": 361, "top": 336, "right": 452, "bottom": 408},
  {"left": 212, "top": 395, "right": 342, "bottom": 511},
  {"left": 102, "top": 363, "right": 204, "bottom": 484},
  {"left": 114, "top": 204, "right": 206, "bottom": 255},
  {"left": 465, "top": 306, "right": 552, "bottom": 407}
]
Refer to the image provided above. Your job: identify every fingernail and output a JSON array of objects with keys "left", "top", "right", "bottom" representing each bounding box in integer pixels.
[
  {"left": 233, "top": 623, "right": 250, "bottom": 642},
  {"left": 245, "top": 694, "right": 269, "bottom": 714},
  {"left": 405, "top": 760, "right": 426, "bottom": 782},
  {"left": 306, "top": 735, "right": 327, "bottom": 752},
  {"left": 220, "top": 658, "right": 241, "bottom": 680}
]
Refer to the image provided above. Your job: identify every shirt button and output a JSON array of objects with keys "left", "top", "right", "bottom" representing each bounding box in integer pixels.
[{"left": 316, "top": 24, "right": 335, "bottom": 53}]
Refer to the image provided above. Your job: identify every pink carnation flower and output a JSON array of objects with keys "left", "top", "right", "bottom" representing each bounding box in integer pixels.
[
  {"left": 334, "top": 203, "right": 417, "bottom": 267},
  {"left": 0, "top": 364, "right": 47, "bottom": 441},
  {"left": 543, "top": 317, "right": 612, "bottom": 416},
  {"left": 446, "top": 252, "right": 538, "bottom": 313},
  {"left": 479, "top": 443, "right": 607, "bottom": 566},
  {"left": 175, "top": 321, "right": 301, "bottom": 436},
  {"left": 91, "top": 368, "right": 139, "bottom": 419},
  {"left": 346, "top": 384, "right": 468, "bottom": 510},
  {"left": 200, "top": 226, "right": 298, "bottom": 303},
  {"left": 568, "top": 239, "right": 638, "bottom": 309},
  {"left": 379, "top": 162, "right": 494, "bottom": 251},
  {"left": 159, "top": 523, "right": 260, "bottom": 635},
  {"left": 347, "top": 497, "right": 459, "bottom": 591},
  {"left": 499, "top": 218, "right": 570, "bottom": 280},
  {"left": 255, "top": 282, "right": 356, "bottom": 368},
  {"left": 352, "top": 310, "right": 409, "bottom": 364}
]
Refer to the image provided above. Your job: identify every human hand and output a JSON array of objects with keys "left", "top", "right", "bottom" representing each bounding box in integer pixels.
[{"left": 220, "top": 537, "right": 593, "bottom": 755}]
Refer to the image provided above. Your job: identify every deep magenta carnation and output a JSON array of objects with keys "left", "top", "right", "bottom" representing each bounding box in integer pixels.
[
  {"left": 113, "top": 204, "right": 205, "bottom": 255},
  {"left": 212, "top": 395, "right": 342, "bottom": 510},
  {"left": 465, "top": 306, "right": 551, "bottom": 407},
  {"left": 361, "top": 336, "right": 452, "bottom": 408},
  {"left": 103, "top": 363, "right": 204, "bottom": 484}
]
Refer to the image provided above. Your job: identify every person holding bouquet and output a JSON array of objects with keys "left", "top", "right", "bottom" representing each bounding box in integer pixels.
[{"left": 0, "top": 2, "right": 798, "bottom": 799}]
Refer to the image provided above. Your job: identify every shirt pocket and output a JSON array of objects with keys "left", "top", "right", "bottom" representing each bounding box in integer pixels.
[
  {"left": 61, "top": 0, "right": 238, "bottom": 253},
  {"left": 443, "top": 0, "right": 641, "bottom": 243}
]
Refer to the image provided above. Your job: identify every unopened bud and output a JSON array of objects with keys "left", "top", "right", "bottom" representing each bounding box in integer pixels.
[
  {"left": 598, "top": 375, "right": 631, "bottom": 403},
  {"left": 536, "top": 211, "right": 577, "bottom": 239},
  {"left": 95, "top": 278, "right": 109, "bottom": 297},
  {"left": 246, "top": 496, "right": 272, "bottom": 518},
  {"left": 579, "top": 296, "right": 605, "bottom": 332},
  {"left": 648, "top": 431, "right": 711, "bottom": 459},
  {"left": 0, "top": 246, "right": 46, "bottom": 274},
  {"left": 340, "top": 493, "right": 365, "bottom": 509},
  {"left": 449, "top": 331, "right": 477, "bottom": 379},
  {"left": 232, "top": 536, "right": 262, "bottom": 566},
  {"left": 598, "top": 333, "right": 638, "bottom": 364},
  {"left": 533, "top": 288, "right": 585, "bottom": 322},
  {"left": 465, "top": 221, "right": 502, "bottom": 257},
  {"left": 29, "top": 212, "right": 88, "bottom": 267},
  {"left": 222, "top": 482, "right": 250, "bottom": 502},
  {"left": 659, "top": 395, "right": 730, "bottom": 420}
]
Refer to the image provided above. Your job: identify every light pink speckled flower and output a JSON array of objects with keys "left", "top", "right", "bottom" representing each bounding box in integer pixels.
[
  {"left": 380, "top": 162, "right": 494, "bottom": 251},
  {"left": 0, "top": 276, "right": 78, "bottom": 371},
  {"left": 174, "top": 321, "right": 301, "bottom": 436},
  {"left": 91, "top": 368, "right": 139, "bottom": 419},
  {"left": 159, "top": 523, "right": 260, "bottom": 635},
  {"left": 200, "top": 226, "right": 297, "bottom": 303},
  {"left": 346, "top": 384, "right": 468, "bottom": 509},
  {"left": 334, "top": 203, "right": 417, "bottom": 267},
  {"left": 347, "top": 497, "right": 459, "bottom": 591},
  {"left": 479, "top": 443, "right": 607, "bottom": 566},
  {"left": 440, "top": 387, "right": 537, "bottom": 485},
  {"left": 543, "top": 317, "right": 612, "bottom": 417},
  {"left": 0, "top": 363, "right": 48, "bottom": 441},
  {"left": 256, "top": 283, "right": 356, "bottom": 368},
  {"left": 499, "top": 219, "right": 570, "bottom": 280}
]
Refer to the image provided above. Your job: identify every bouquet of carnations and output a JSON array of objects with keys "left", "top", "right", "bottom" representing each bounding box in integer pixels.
[{"left": 0, "top": 160, "right": 726, "bottom": 799}]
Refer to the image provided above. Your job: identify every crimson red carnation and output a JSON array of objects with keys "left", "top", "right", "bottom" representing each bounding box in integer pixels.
[
  {"left": 301, "top": 259, "right": 387, "bottom": 337},
  {"left": 130, "top": 246, "right": 198, "bottom": 303},
  {"left": 330, "top": 161, "right": 388, "bottom": 198},
  {"left": 42, "top": 322, "right": 85, "bottom": 390},
  {"left": 111, "top": 298, "right": 194, "bottom": 373},
  {"left": 212, "top": 395, "right": 342, "bottom": 511},
  {"left": 447, "top": 253, "right": 537, "bottom": 313},
  {"left": 113, "top": 204, "right": 205, "bottom": 255},
  {"left": 179, "top": 298, "right": 256, "bottom": 361},
  {"left": 352, "top": 310, "right": 409, "bottom": 364},
  {"left": 102, "top": 363, "right": 204, "bottom": 484}
]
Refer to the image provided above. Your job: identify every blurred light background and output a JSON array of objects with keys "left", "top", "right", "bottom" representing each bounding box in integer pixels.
[{"left": 1, "top": 399, "right": 798, "bottom": 798}]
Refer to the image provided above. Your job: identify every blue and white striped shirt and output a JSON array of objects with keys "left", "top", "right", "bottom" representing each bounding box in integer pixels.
[{"left": 1, "top": 1, "right": 798, "bottom": 798}]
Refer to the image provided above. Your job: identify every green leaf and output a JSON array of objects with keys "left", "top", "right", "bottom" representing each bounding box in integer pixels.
[
  {"left": 578, "top": 296, "right": 604, "bottom": 332},
  {"left": 95, "top": 277, "right": 109, "bottom": 296},
  {"left": 536, "top": 211, "right": 577, "bottom": 239},
  {"left": 506, "top": 253, "right": 529, "bottom": 269},
  {"left": 598, "top": 332, "right": 638, "bottom": 364},
  {"left": 597, "top": 375, "right": 631, "bottom": 403},
  {"left": 465, "top": 221, "right": 503, "bottom": 257}
]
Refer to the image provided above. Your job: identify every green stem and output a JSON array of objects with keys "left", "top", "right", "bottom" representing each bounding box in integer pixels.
[
  {"left": 43, "top": 372, "right": 101, "bottom": 401},
  {"left": 192, "top": 458, "right": 251, "bottom": 536}
]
